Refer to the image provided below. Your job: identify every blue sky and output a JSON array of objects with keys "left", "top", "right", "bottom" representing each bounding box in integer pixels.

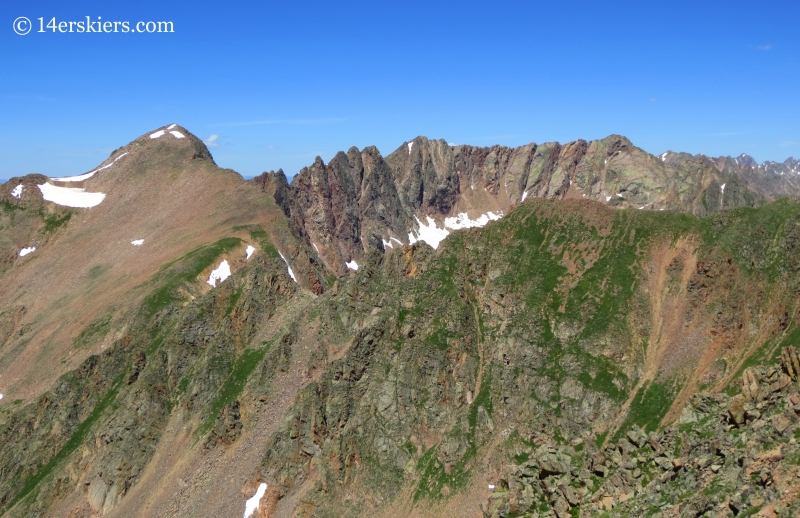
[{"left": 1, "top": 0, "right": 798, "bottom": 183}]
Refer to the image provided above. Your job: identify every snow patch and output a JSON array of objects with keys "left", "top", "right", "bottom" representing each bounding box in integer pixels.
[
  {"left": 244, "top": 483, "right": 267, "bottom": 518},
  {"left": 606, "top": 196, "right": 612, "bottom": 202},
  {"left": 207, "top": 260, "right": 231, "bottom": 287},
  {"left": 616, "top": 193, "right": 624, "bottom": 198},
  {"left": 661, "top": 152, "right": 668, "bottom": 162},
  {"left": 312, "top": 242, "right": 320, "bottom": 253},
  {"left": 11, "top": 185, "right": 23, "bottom": 198},
  {"left": 346, "top": 260, "right": 359, "bottom": 271},
  {"left": 390, "top": 237, "right": 403, "bottom": 246},
  {"left": 150, "top": 130, "right": 166, "bottom": 139},
  {"left": 382, "top": 239, "right": 393, "bottom": 249},
  {"left": 444, "top": 211, "right": 502, "bottom": 230},
  {"left": 408, "top": 212, "right": 503, "bottom": 249},
  {"left": 38, "top": 183, "right": 105, "bottom": 208},
  {"left": 167, "top": 124, "right": 177, "bottom": 130},
  {"left": 246, "top": 245, "right": 256, "bottom": 259},
  {"left": 19, "top": 247, "right": 36, "bottom": 257},
  {"left": 170, "top": 130, "right": 186, "bottom": 139},
  {"left": 52, "top": 163, "right": 112, "bottom": 183},
  {"left": 0, "top": 394, "right": 3, "bottom": 402},
  {"left": 52, "top": 152, "right": 129, "bottom": 183},
  {"left": 720, "top": 183, "right": 726, "bottom": 195},
  {"left": 278, "top": 252, "right": 297, "bottom": 283},
  {"left": 131, "top": 239, "right": 144, "bottom": 246},
  {"left": 408, "top": 216, "right": 451, "bottom": 249},
  {"left": 408, "top": 142, "right": 414, "bottom": 154},
  {"left": 488, "top": 484, "right": 495, "bottom": 490},
  {"left": 521, "top": 190, "right": 529, "bottom": 202}
]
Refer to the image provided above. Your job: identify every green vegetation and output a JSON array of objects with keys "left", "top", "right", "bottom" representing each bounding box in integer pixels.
[
  {"left": 39, "top": 209, "right": 72, "bottom": 233},
  {"left": 143, "top": 237, "right": 242, "bottom": 316},
  {"left": 615, "top": 381, "right": 674, "bottom": 440},
  {"left": 0, "top": 199, "right": 22, "bottom": 214},
  {"left": 576, "top": 356, "right": 626, "bottom": 400},
  {"left": 246, "top": 226, "right": 280, "bottom": 258},
  {"left": 2, "top": 373, "right": 124, "bottom": 514},
  {"left": 72, "top": 314, "right": 112, "bottom": 349},
  {"left": 226, "top": 287, "right": 243, "bottom": 316},
  {"left": 197, "top": 343, "right": 271, "bottom": 437},
  {"left": 415, "top": 372, "right": 493, "bottom": 501},
  {"left": 424, "top": 324, "right": 452, "bottom": 351}
]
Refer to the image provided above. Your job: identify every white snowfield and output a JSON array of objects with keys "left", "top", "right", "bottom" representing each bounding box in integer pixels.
[
  {"left": 51, "top": 152, "right": 130, "bottom": 183},
  {"left": 151, "top": 127, "right": 186, "bottom": 140},
  {"left": 521, "top": 190, "right": 529, "bottom": 202},
  {"left": 408, "top": 216, "right": 451, "bottom": 249},
  {"left": 19, "top": 247, "right": 36, "bottom": 257},
  {"left": 52, "top": 162, "right": 110, "bottom": 182},
  {"left": 131, "top": 239, "right": 144, "bottom": 246},
  {"left": 408, "top": 142, "right": 414, "bottom": 154},
  {"left": 243, "top": 483, "right": 267, "bottom": 518},
  {"left": 444, "top": 211, "right": 502, "bottom": 230},
  {"left": 407, "top": 212, "right": 503, "bottom": 250},
  {"left": 11, "top": 185, "right": 23, "bottom": 198},
  {"left": 207, "top": 260, "right": 231, "bottom": 287},
  {"left": 246, "top": 245, "right": 256, "bottom": 259},
  {"left": 278, "top": 252, "right": 298, "bottom": 283},
  {"left": 38, "top": 183, "right": 106, "bottom": 208},
  {"left": 345, "top": 260, "right": 359, "bottom": 271},
  {"left": 167, "top": 124, "right": 177, "bottom": 130}
]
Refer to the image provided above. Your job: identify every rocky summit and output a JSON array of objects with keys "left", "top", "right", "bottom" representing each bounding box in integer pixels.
[{"left": 1, "top": 125, "right": 800, "bottom": 518}]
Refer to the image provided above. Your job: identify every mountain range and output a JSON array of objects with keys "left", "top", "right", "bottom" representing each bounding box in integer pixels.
[{"left": 1, "top": 125, "right": 800, "bottom": 517}]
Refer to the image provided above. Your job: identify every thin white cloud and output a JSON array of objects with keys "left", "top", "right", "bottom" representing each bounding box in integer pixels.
[
  {"left": 215, "top": 118, "right": 346, "bottom": 127},
  {"left": 779, "top": 140, "right": 796, "bottom": 148},
  {"left": 205, "top": 134, "right": 219, "bottom": 147},
  {"left": 752, "top": 44, "right": 772, "bottom": 51}
]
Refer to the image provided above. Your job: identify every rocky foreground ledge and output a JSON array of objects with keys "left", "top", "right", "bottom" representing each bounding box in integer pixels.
[{"left": 483, "top": 347, "right": 800, "bottom": 517}]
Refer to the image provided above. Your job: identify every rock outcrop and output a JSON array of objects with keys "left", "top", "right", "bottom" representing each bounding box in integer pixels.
[{"left": 255, "top": 135, "right": 797, "bottom": 276}]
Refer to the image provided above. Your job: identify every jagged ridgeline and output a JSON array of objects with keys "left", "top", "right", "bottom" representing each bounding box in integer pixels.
[{"left": 1, "top": 126, "right": 800, "bottom": 517}]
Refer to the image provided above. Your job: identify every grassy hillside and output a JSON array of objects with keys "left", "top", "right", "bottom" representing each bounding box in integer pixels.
[{"left": 1, "top": 198, "right": 800, "bottom": 517}]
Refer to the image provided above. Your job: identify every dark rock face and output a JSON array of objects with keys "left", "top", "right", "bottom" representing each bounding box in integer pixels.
[{"left": 254, "top": 135, "right": 797, "bottom": 275}]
